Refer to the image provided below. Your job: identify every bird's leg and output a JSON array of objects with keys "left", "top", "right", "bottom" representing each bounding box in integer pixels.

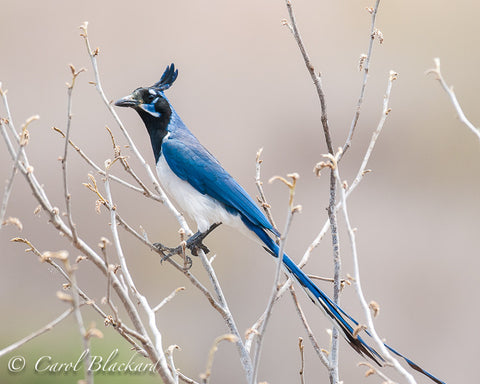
[
  {"left": 153, "top": 223, "right": 221, "bottom": 262},
  {"left": 185, "top": 222, "right": 221, "bottom": 256},
  {"left": 153, "top": 243, "right": 192, "bottom": 270}
]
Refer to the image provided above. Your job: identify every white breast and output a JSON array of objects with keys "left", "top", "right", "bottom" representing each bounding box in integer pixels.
[{"left": 156, "top": 154, "right": 244, "bottom": 233}]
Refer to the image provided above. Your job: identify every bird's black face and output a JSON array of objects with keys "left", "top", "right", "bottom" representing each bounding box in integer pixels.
[
  {"left": 114, "top": 64, "right": 178, "bottom": 162},
  {"left": 115, "top": 63, "right": 178, "bottom": 123},
  {"left": 115, "top": 87, "right": 171, "bottom": 119}
]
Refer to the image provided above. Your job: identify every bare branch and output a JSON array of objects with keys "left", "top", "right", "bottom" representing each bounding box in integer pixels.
[
  {"left": 178, "top": 371, "right": 200, "bottom": 384},
  {"left": 61, "top": 64, "right": 84, "bottom": 245},
  {"left": 0, "top": 113, "right": 39, "bottom": 226},
  {"left": 153, "top": 287, "right": 185, "bottom": 312},
  {"left": 62, "top": 251, "right": 94, "bottom": 384},
  {"left": 200, "top": 334, "right": 239, "bottom": 384},
  {"left": 341, "top": 0, "right": 382, "bottom": 158},
  {"left": 289, "top": 287, "right": 331, "bottom": 370},
  {"left": 283, "top": 0, "right": 333, "bottom": 154},
  {"left": 166, "top": 345, "right": 181, "bottom": 384},
  {"left": 358, "top": 362, "right": 396, "bottom": 384},
  {"left": 0, "top": 308, "right": 75, "bottom": 357},
  {"left": 334, "top": 72, "right": 415, "bottom": 383},
  {"left": 53, "top": 126, "right": 155, "bottom": 196},
  {"left": 196, "top": 248, "right": 253, "bottom": 382},
  {"left": 298, "top": 337, "right": 306, "bottom": 384},
  {"left": 255, "top": 147, "right": 278, "bottom": 231},
  {"left": 427, "top": 57, "right": 480, "bottom": 141},
  {"left": 252, "top": 173, "right": 300, "bottom": 383}
]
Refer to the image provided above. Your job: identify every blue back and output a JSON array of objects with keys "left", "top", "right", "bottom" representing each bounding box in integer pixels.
[{"left": 162, "top": 109, "right": 279, "bottom": 236}]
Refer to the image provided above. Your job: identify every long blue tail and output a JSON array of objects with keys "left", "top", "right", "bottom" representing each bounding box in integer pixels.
[{"left": 246, "top": 222, "right": 446, "bottom": 384}]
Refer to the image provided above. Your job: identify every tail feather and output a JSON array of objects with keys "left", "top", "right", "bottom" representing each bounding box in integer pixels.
[{"left": 245, "top": 221, "right": 446, "bottom": 384}]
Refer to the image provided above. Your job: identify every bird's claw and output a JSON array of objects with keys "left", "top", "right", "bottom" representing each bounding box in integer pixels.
[
  {"left": 154, "top": 242, "right": 193, "bottom": 270},
  {"left": 153, "top": 224, "right": 220, "bottom": 267}
]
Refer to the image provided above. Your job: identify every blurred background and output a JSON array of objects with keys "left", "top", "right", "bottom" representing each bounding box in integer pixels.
[{"left": 1, "top": 0, "right": 479, "bottom": 383}]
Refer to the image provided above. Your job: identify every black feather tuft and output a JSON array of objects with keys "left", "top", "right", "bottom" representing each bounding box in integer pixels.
[{"left": 152, "top": 63, "right": 178, "bottom": 91}]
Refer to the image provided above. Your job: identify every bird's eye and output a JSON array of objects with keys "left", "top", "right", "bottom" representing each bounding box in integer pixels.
[{"left": 146, "top": 90, "right": 158, "bottom": 103}]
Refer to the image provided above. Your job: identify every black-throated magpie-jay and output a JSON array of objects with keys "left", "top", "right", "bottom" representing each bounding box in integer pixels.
[{"left": 115, "top": 64, "right": 445, "bottom": 384}]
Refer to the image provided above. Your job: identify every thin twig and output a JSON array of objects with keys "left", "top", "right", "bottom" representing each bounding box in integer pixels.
[
  {"left": 340, "top": 0, "right": 382, "bottom": 158},
  {"left": 99, "top": 237, "right": 121, "bottom": 322},
  {"left": 178, "top": 371, "right": 200, "bottom": 384},
  {"left": 255, "top": 147, "right": 278, "bottom": 231},
  {"left": 283, "top": 0, "right": 333, "bottom": 154},
  {"left": 62, "top": 64, "right": 84, "bottom": 245},
  {"left": 298, "top": 337, "right": 306, "bottom": 384},
  {"left": 334, "top": 71, "right": 415, "bottom": 384},
  {"left": 104, "top": 125, "right": 163, "bottom": 200},
  {"left": 153, "top": 287, "right": 185, "bottom": 312},
  {"left": 53, "top": 126, "right": 157, "bottom": 197},
  {"left": 197, "top": 248, "right": 253, "bottom": 382},
  {"left": 427, "top": 57, "right": 480, "bottom": 141},
  {"left": 200, "top": 334, "right": 238, "bottom": 384},
  {"left": 289, "top": 287, "right": 331, "bottom": 370},
  {"left": 335, "top": 163, "right": 415, "bottom": 384},
  {"left": 165, "top": 345, "right": 181, "bottom": 384},
  {"left": 358, "top": 362, "right": 396, "bottom": 384},
  {"left": 0, "top": 112, "right": 38, "bottom": 226},
  {"left": 252, "top": 173, "right": 300, "bottom": 383},
  {"left": 64, "top": 253, "right": 94, "bottom": 384},
  {"left": 0, "top": 308, "right": 75, "bottom": 357}
]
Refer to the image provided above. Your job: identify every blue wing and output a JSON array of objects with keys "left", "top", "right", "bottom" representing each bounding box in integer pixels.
[{"left": 161, "top": 133, "right": 279, "bottom": 236}]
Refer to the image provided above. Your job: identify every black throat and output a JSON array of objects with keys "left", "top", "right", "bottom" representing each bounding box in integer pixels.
[{"left": 136, "top": 104, "right": 171, "bottom": 163}]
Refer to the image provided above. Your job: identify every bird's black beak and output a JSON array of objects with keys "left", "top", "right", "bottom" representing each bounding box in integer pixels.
[{"left": 114, "top": 94, "right": 139, "bottom": 108}]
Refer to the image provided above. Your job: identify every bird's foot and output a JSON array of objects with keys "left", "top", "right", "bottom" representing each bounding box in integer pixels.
[
  {"left": 153, "top": 242, "right": 193, "bottom": 269},
  {"left": 153, "top": 223, "right": 221, "bottom": 267}
]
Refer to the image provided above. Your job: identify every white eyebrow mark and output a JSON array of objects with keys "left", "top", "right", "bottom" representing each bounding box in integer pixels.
[{"left": 148, "top": 89, "right": 157, "bottom": 96}]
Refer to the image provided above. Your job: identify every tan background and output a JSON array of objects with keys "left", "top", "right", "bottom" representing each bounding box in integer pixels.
[{"left": 1, "top": 1, "right": 479, "bottom": 383}]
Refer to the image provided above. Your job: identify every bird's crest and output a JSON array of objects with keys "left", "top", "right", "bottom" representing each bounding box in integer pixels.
[{"left": 152, "top": 63, "right": 178, "bottom": 92}]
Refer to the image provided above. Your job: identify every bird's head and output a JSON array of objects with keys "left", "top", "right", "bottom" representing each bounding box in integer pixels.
[{"left": 114, "top": 63, "right": 178, "bottom": 120}]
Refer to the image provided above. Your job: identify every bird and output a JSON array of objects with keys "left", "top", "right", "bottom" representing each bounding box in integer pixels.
[{"left": 115, "top": 64, "right": 445, "bottom": 384}]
